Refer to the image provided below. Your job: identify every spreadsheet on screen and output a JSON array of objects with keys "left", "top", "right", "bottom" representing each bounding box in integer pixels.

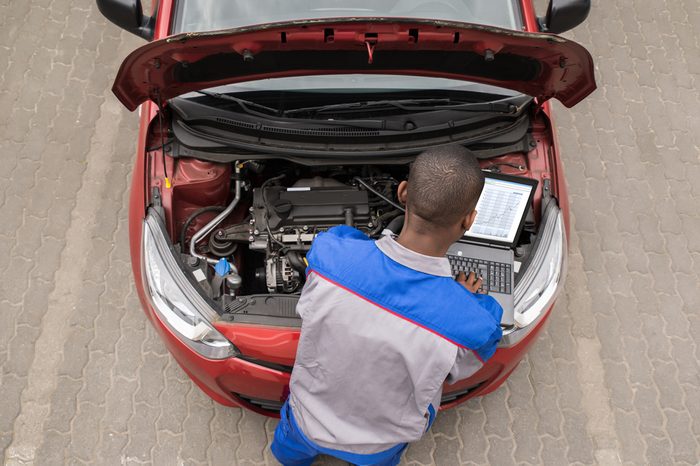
[{"left": 464, "top": 177, "right": 533, "bottom": 245}]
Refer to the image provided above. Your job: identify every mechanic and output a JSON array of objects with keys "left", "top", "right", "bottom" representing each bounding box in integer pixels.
[{"left": 271, "top": 145, "right": 503, "bottom": 466}]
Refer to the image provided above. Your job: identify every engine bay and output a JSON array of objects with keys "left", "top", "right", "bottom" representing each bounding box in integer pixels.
[
  {"left": 153, "top": 150, "right": 547, "bottom": 322},
  {"left": 180, "top": 163, "right": 410, "bottom": 298}
]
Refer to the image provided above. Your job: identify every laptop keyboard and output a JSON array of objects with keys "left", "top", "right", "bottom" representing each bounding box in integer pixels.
[{"left": 447, "top": 255, "right": 512, "bottom": 294}]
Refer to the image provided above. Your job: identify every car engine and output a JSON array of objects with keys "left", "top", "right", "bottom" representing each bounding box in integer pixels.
[{"left": 195, "top": 170, "right": 404, "bottom": 296}]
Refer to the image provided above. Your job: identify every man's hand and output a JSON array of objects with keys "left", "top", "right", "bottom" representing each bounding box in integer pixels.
[{"left": 456, "top": 271, "right": 483, "bottom": 294}]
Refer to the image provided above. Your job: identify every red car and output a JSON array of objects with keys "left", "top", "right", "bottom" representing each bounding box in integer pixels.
[{"left": 98, "top": 0, "right": 595, "bottom": 415}]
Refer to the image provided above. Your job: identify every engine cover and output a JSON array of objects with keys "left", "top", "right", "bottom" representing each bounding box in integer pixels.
[{"left": 252, "top": 185, "right": 370, "bottom": 231}]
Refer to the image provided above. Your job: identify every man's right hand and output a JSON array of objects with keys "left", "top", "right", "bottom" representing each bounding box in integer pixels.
[{"left": 456, "top": 271, "right": 483, "bottom": 294}]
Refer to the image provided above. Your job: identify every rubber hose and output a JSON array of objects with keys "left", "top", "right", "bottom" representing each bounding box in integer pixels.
[
  {"left": 285, "top": 251, "right": 307, "bottom": 274},
  {"left": 386, "top": 214, "right": 405, "bottom": 235},
  {"left": 370, "top": 209, "right": 401, "bottom": 236},
  {"left": 179, "top": 206, "right": 226, "bottom": 252}
]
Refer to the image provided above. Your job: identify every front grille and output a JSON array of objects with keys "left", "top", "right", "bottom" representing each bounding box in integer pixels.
[
  {"left": 225, "top": 294, "right": 299, "bottom": 317},
  {"left": 234, "top": 393, "right": 284, "bottom": 412},
  {"left": 440, "top": 381, "right": 486, "bottom": 405},
  {"left": 233, "top": 380, "right": 486, "bottom": 414}
]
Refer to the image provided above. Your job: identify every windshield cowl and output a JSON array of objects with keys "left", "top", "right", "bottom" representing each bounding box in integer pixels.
[
  {"left": 191, "top": 89, "right": 531, "bottom": 119},
  {"left": 167, "top": 93, "right": 534, "bottom": 160}
]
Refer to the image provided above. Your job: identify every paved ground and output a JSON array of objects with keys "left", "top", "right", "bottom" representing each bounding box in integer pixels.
[{"left": 1, "top": 0, "right": 699, "bottom": 464}]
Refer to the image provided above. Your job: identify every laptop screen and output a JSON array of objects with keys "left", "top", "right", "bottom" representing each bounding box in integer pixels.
[{"left": 463, "top": 173, "right": 538, "bottom": 247}]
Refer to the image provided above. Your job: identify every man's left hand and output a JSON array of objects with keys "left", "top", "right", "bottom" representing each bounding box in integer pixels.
[{"left": 456, "top": 271, "right": 483, "bottom": 294}]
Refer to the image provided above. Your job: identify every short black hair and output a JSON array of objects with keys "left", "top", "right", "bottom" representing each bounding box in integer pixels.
[{"left": 407, "top": 145, "right": 484, "bottom": 226}]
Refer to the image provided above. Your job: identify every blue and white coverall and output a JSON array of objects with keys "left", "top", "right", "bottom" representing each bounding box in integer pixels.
[{"left": 272, "top": 226, "right": 503, "bottom": 466}]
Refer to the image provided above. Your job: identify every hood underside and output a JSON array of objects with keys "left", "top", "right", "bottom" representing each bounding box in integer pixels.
[{"left": 112, "top": 17, "right": 596, "bottom": 111}]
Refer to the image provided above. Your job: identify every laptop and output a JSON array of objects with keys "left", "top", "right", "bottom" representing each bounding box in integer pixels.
[{"left": 447, "top": 172, "right": 538, "bottom": 327}]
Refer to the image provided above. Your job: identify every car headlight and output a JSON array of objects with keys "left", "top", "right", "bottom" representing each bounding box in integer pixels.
[
  {"left": 500, "top": 201, "right": 566, "bottom": 347},
  {"left": 142, "top": 210, "right": 237, "bottom": 359}
]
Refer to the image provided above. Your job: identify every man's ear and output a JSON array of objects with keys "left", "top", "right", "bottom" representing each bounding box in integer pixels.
[
  {"left": 397, "top": 180, "right": 408, "bottom": 205},
  {"left": 462, "top": 210, "right": 478, "bottom": 231}
]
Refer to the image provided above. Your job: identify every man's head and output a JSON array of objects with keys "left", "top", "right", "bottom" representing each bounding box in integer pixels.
[{"left": 397, "top": 145, "right": 484, "bottom": 240}]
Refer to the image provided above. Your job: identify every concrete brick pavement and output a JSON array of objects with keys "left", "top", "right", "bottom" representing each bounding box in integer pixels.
[{"left": 0, "top": 0, "right": 698, "bottom": 464}]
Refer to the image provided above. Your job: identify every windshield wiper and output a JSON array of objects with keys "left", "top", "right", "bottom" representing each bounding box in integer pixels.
[
  {"left": 195, "top": 90, "right": 280, "bottom": 117},
  {"left": 283, "top": 96, "right": 529, "bottom": 117},
  {"left": 193, "top": 90, "right": 398, "bottom": 130}
]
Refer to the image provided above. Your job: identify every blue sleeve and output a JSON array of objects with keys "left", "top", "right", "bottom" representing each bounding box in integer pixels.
[
  {"left": 324, "top": 225, "right": 370, "bottom": 240},
  {"left": 474, "top": 326, "right": 503, "bottom": 361},
  {"left": 306, "top": 226, "right": 369, "bottom": 272},
  {"left": 471, "top": 294, "right": 503, "bottom": 361},
  {"left": 472, "top": 294, "right": 503, "bottom": 322}
]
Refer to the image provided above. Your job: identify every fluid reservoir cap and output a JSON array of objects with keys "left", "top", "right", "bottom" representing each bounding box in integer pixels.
[{"left": 215, "top": 258, "right": 231, "bottom": 277}]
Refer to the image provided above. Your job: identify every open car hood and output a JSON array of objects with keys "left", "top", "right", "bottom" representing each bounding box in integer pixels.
[{"left": 112, "top": 18, "right": 596, "bottom": 111}]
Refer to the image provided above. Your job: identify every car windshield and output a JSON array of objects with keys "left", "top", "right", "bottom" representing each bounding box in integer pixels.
[
  {"left": 172, "top": 0, "right": 524, "bottom": 98},
  {"left": 173, "top": 0, "right": 523, "bottom": 33}
]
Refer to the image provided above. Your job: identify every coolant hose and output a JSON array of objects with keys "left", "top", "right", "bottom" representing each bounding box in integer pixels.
[{"left": 286, "top": 251, "right": 307, "bottom": 274}]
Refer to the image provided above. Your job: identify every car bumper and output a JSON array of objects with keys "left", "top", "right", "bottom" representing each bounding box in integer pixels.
[{"left": 134, "top": 276, "right": 557, "bottom": 416}]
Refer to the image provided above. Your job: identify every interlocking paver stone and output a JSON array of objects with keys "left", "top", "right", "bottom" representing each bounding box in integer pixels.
[{"left": 1, "top": 0, "right": 699, "bottom": 464}]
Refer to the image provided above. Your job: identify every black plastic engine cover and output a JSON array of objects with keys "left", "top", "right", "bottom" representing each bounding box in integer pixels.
[{"left": 253, "top": 186, "right": 370, "bottom": 230}]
